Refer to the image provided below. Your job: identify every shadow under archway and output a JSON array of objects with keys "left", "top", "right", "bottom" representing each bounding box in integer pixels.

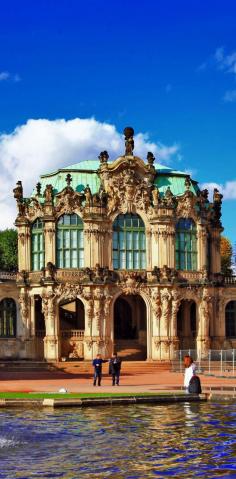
[
  {"left": 114, "top": 294, "right": 147, "bottom": 360},
  {"left": 177, "top": 299, "right": 197, "bottom": 352}
]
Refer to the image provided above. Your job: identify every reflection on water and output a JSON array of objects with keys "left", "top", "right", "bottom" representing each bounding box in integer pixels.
[{"left": 1, "top": 402, "right": 236, "bottom": 478}]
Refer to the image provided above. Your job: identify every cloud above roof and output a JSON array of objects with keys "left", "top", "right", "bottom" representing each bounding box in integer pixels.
[{"left": 0, "top": 117, "right": 180, "bottom": 229}]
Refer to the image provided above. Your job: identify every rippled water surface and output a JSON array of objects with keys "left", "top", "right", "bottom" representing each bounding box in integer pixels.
[{"left": 1, "top": 402, "right": 236, "bottom": 478}]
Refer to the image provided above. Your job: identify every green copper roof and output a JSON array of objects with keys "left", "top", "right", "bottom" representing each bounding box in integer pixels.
[
  {"left": 36, "top": 161, "right": 101, "bottom": 196},
  {"left": 32, "top": 159, "right": 199, "bottom": 198},
  {"left": 154, "top": 172, "right": 199, "bottom": 196}
]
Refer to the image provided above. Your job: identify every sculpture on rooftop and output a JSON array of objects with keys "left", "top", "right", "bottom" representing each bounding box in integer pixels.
[{"left": 124, "top": 126, "right": 134, "bottom": 156}]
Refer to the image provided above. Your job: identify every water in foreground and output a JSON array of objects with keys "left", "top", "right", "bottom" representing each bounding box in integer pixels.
[{"left": 1, "top": 401, "right": 236, "bottom": 478}]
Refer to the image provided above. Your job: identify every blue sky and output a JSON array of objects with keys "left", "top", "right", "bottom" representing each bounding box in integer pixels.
[{"left": 0, "top": 0, "right": 235, "bottom": 243}]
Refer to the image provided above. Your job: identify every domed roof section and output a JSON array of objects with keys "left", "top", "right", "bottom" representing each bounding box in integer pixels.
[
  {"left": 35, "top": 160, "right": 101, "bottom": 196},
  {"left": 154, "top": 163, "right": 199, "bottom": 196},
  {"left": 31, "top": 125, "right": 200, "bottom": 198}
]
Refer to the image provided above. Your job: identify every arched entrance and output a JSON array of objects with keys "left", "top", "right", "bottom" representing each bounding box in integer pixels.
[
  {"left": 177, "top": 299, "right": 197, "bottom": 351},
  {"left": 59, "top": 298, "right": 85, "bottom": 359},
  {"left": 114, "top": 294, "right": 147, "bottom": 360}
]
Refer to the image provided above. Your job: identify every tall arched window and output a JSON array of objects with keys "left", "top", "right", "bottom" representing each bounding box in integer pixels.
[
  {"left": 0, "top": 298, "right": 17, "bottom": 337},
  {"left": 112, "top": 213, "right": 146, "bottom": 270},
  {"left": 226, "top": 301, "right": 236, "bottom": 338},
  {"left": 175, "top": 218, "right": 197, "bottom": 270},
  {"left": 56, "top": 214, "right": 84, "bottom": 268},
  {"left": 31, "top": 218, "right": 45, "bottom": 271}
]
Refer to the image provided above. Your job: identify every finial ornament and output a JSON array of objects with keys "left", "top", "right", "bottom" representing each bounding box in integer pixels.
[
  {"left": 124, "top": 126, "right": 134, "bottom": 156},
  {"left": 185, "top": 175, "right": 191, "bottom": 190},
  {"left": 147, "top": 151, "right": 155, "bottom": 165},
  {"left": 66, "top": 173, "right": 72, "bottom": 187},
  {"left": 36, "top": 182, "right": 42, "bottom": 196},
  {"left": 98, "top": 150, "right": 109, "bottom": 164}
]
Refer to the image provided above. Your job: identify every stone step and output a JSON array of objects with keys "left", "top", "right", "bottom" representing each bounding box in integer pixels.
[{"left": 0, "top": 360, "right": 171, "bottom": 373}]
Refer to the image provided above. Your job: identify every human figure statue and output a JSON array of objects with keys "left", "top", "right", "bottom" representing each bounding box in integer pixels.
[{"left": 124, "top": 126, "right": 134, "bottom": 156}]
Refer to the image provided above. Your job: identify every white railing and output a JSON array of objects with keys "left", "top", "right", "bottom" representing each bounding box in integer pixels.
[
  {"left": 172, "top": 349, "right": 236, "bottom": 375},
  {"left": 60, "top": 330, "right": 84, "bottom": 339}
]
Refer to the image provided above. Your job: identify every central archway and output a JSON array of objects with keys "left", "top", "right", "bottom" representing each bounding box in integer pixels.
[{"left": 114, "top": 294, "right": 147, "bottom": 360}]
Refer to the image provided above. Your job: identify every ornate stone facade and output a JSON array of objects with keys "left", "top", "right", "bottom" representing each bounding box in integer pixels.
[{"left": 1, "top": 126, "right": 236, "bottom": 362}]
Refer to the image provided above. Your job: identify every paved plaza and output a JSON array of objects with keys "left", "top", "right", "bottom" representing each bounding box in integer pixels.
[{"left": 1, "top": 366, "right": 236, "bottom": 395}]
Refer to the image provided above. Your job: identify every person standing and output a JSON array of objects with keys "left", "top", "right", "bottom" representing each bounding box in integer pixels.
[
  {"left": 109, "top": 353, "right": 122, "bottom": 386},
  {"left": 183, "top": 355, "right": 197, "bottom": 393},
  {"left": 92, "top": 354, "right": 108, "bottom": 386}
]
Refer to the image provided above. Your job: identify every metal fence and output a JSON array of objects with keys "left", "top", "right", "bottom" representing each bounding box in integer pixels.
[{"left": 172, "top": 349, "right": 236, "bottom": 376}]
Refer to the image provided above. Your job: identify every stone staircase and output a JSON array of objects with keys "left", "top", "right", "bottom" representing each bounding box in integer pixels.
[
  {"left": 0, "top": 361, "right": 57, "bottom": 372},
  {"left": 114, "top": 340, "right": 147, "bottom": 360},
  {"left": 0, "top": 360, "right": 171, "bottom": 375}
]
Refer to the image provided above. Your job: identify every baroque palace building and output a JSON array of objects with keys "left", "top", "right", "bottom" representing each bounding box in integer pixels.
[{"left": 1, "top": 126, "right": 236, "bottom": 362}]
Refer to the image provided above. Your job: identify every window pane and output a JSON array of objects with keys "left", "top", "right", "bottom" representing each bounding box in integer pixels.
[
  {"left": 112, "top": 214, "right": 146, "bottom": 270},
  {"left": 71, "top": 230, "right": 77, "bottom": 248},
  {"left": 126, "top": 251, "right": 132, "bottom": 269},
  {"left": 126, "top": 231, "right": 132, "bottom": 250},
  {"left": 65, "top": 250, "right": 70, "bottom": 268},
  {"left": 64, "top": 230, "right": 70, "bottom": 248}
]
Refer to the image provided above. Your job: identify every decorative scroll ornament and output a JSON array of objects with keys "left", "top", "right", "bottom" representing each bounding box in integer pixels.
[
  {"left": 55, "top": 187, "right": 84, "bottom": 215},
  {"left": 160, "top": 288, "right": 172, "bottom": 326},
  {"left": 151, "top": 289, "right": 161, "bottom": 323},
  {"left": 54, "top": 282, "right": 83, "bottom": 302},
  {"left": 176, "top": 190, "right": 197, "bottom": 220}
]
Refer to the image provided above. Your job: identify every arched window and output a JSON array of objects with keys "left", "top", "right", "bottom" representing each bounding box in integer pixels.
[
  {"left": 0, "top": 298, "right": 17, "bottom": 337},
  {"left": 226, "top": 301, "right": 236, "bottom": 338},
  {"left": 175, "top": 218, "right": 197, "bottom": 270},
  {"left": 31, "top": 218, "right": 45, "bottom": 271},
  {"left": 112, "top": 214, "right": 146, "bottom": 270},
  {"left": 56, "top": 214, "right": 84, "bottom": 268}
]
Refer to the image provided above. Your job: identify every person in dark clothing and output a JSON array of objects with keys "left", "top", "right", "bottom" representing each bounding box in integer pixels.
[
  {"left": 109, "top": 353, "right": 122, "bottom": 386},
  {"left": 92, "top": 354, "right": 108, "bottom": 386}
]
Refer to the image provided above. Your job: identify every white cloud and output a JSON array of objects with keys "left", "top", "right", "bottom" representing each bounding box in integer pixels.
[
  {"left": 201, "top": 181, "right": 236, "bottom": 200},
  {"left": 223, "top": 89, "right": 236, "bottom": 102},
  {"left": 0, "top": 117, "right": 180, "bottom": 229},
  {"left": 0, "top": 71, "right": 10, "bottom": 81},
  {"left": 215, "top": 47, "right": 236, "bottom": 75}
]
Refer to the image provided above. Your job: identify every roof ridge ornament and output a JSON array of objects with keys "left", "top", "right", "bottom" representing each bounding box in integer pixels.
[
  {"left": 124, "top": 126, "right": 134, "bottom": 156},
  {"left": 66, "top": 173, "right": 72, "bottom": 187}
]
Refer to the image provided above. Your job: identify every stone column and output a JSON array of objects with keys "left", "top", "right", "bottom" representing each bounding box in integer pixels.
[
  {"left": 152, "top": 224, "right": 175, "bottom": 269},
  {"left": 42, "top": 288, "right": 59, "bottom": 361},
  {"left": 169, "top": 289, "right": 181, "bottom": 357},
  {"left": 159, "top": 288, "right": 172, "bottom": 360},
  {"left": 18, "top": 288, "right": 32, "bottom": 359},
  {"left": 83, "top": 289, "right": 94, "bottom": 360},
  {"left": 44, "top": 220, "right": 56, "bottom": 265},
  {"left": 197, "top": 223, "right": 207, "bottom": 270},
  {"left": 196, "top": 288, "right": 211, "bottom": 358},
  {"left": 18, "top": 224, "right": 31, "bottom": 271},
  {"left": 210, "top": 228, "right": 221, "bottom": 274}
]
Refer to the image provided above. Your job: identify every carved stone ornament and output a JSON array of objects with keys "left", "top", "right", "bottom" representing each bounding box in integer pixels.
[
  {"left": 54, "top": 282, "right": 83, "bottom": 303},
  {"left": 151, "top": 289, "right": 161, "bottom": 323},
  {"left": 55, "top": 187, "right": 84, "bottom": 215},
  {"left": 19, "top": 293, "right": 29, "bottom": 324},
  {"left": 153, "top": 337, "right": 161, "bottom": 349},
  {"left": 120, "top": 272, "right": 147, "bottom": 295},
  {"left": 101, "top": 162, "right": 154, "bottom": 215},
  {"left": 176, "top": 190, "right": 197, "bottom": 220},
  {"left": 18, "top": 232, "right": 30, "bottom": 247},
  {"left": 42, "top": 290, "right": 56, "bottom": 317},
  {"left": 160, "top": 288, "right": 172, "bottom": 326},
  {"left": 84, "top": 337, "right": 93, "bottom": 350},
  {"left": 27, "top": 198, "right": 43, "bottom": 221}
]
